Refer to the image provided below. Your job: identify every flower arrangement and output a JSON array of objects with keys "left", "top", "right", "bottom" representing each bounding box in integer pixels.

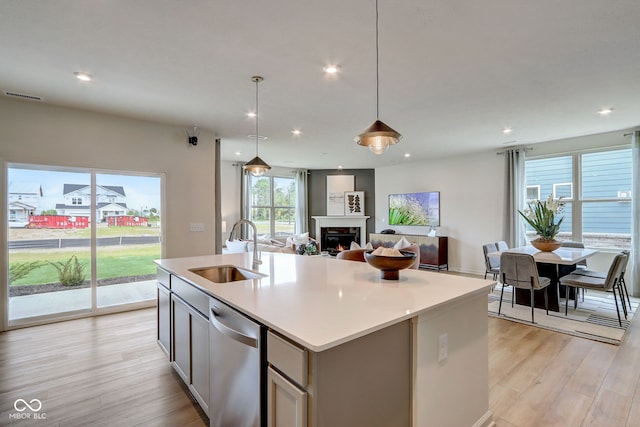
[{"left": 519, "top": 195, "right": 565, "bottom": 241}]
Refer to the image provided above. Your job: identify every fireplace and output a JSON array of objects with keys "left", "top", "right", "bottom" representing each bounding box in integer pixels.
[
  {"left": 312, "top": 215, "right": 369, "bottom": 255},
  {"left": 321, "top": 227, "right": 360, "bottom": 256}
]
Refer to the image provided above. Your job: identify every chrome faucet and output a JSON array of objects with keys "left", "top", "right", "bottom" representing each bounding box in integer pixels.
[{"left": 229, "top": 219, "right": 262, "bottom": 268}]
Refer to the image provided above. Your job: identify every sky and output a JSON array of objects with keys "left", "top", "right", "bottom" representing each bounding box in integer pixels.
[{"left": 8, "top": 167, "right": 161, "bottom": 214}]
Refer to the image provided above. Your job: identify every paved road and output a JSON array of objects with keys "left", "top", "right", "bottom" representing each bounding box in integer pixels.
[{"left": 8, "top": 235, "right": 161, "bottom": 250}]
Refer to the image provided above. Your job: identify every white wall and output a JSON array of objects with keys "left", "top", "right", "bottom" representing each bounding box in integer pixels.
[
  {"left": 376, "top": 150, "right": 504, "bottom": 275},
  {"left": 375, "top": 130, "right": 633, "bottom": 276},
  {"left": 0, "top": 98, "right": 217, "bottom": 258}
]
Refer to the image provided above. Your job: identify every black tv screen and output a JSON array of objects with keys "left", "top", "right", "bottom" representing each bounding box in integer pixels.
[{"left": 388, "top": 191, "right": 440, "bottom": 226}]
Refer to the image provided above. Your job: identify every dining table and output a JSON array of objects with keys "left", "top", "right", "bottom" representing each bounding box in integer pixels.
[{"left": 489, "top": 245, "right": 598, "bottom": 312}]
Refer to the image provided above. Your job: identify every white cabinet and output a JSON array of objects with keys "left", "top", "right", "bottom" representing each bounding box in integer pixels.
[
  {"left": 267, "top": 331, "right": 308, "bottom": 427},
  {"left": 156, "top": 280, "right": 171, "bottom": 358},
  {"left": 267, "top": 367, "right": 307, "bottom": 427},
  {"left": 170, "top": 282, "right": 210, "bottom": 417}
]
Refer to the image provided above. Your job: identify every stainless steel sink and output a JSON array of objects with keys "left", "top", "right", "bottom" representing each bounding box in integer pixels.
[{"left": 189, "top": 265, "right": 266, "bottom": 283}]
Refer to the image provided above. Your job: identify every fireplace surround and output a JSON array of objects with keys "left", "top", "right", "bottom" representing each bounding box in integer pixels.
[{"left": 312, "top": 216, "right": 369, "bottom": 253}]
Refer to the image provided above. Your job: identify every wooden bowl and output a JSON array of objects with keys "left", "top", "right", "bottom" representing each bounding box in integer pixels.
[{"left": 363, "top": 250, "right": 417, "bottom": 280}]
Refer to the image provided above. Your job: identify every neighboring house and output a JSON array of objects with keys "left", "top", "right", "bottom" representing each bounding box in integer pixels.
[
  {"left": 56, "top": 184, "right": 128, "bottom": 221},
  {"left": 8, "top": 183, "right": 41, "bottom": 226}
]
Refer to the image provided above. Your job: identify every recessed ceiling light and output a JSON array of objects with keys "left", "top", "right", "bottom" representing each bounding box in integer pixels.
[
  {"left": 235, "top": 151, "right": 242, "bottom": 156},
  {"left": 74, "top": 72, "right": 92, "bottom": 81},
  {"left": 247, "top": 112, "right": 257, "bottom": 118},
  {"left": 337, "top": 165, "right": 343, "bottom": 170},
  {"left": 503, "top": 127, "right": 513, "bottom": 135},
  {"left": 404, "top": 153, "right": 411, "bottom": 158},
  {"left": 323, "top": 64, "right": 340, "bottom": 74},
  {"left": 598, "top": 107, "right": 614, "bottom": 116},
  {"left": 247, "top": 135, "right": 267, "bottom": 141},
  {"left": 292, "top": 129, "right": 302, "bottom": 136}
]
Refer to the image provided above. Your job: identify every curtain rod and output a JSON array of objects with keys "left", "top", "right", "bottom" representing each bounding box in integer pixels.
[{"left": 496, "top": 147, "right": 533, "bottom": 155}]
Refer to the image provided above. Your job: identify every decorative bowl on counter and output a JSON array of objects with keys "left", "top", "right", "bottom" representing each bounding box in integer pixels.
[{"left": 364, "top": 250, "right": 417, "bottom": 280}]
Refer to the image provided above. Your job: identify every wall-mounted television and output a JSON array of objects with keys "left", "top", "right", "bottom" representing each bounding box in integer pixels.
[{"left": 388, "top": 191, "right": 440, "bottom": 226}]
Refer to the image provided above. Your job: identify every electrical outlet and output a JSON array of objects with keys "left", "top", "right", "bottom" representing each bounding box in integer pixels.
[
  {"left": 190, "top": 223, "right": 205, "bottom": 232},
  {"left": 438, "top": 333, "right": 448, "bottom": 362}
]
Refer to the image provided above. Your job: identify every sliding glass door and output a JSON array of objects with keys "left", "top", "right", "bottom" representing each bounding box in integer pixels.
[
  {"left": 95, "top": 173, "right": 161, "bottom": 308},
  {"left": 7, "top": 164, "right": 163, "bottom": 326}
]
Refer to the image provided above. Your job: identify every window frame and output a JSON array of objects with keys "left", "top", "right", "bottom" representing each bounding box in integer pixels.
[
  {"left": 525, "top": 145, "right": 631, "bottom": 249},
  {"left": 248, "top": 174, "right": 297, "bottom": 238}
]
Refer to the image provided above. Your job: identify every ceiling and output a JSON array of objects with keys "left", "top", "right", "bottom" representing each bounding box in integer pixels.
[{"left": 2, "top": 0, "right": 639, "bottom": 169}]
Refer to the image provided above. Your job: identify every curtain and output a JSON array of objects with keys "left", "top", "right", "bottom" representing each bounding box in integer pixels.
[
  {"left": 239, "top": 166, "right": 251, "bottom": 240},
  {"left": 631, "top": 131, "right": 640, "bottom": 296},
  {"left": 503, "top": 148, "right": 526, "bottom": 248},
  {"left": 214, "top": 138, "right": 222, "bottom": 254},
  {"left": 295, "top": 170, "right": 308, "bottom": 234}
]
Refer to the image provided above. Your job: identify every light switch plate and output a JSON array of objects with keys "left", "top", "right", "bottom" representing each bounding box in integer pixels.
[
  {"left": 438, "top": 333, "right": 448, "bottom": 362},
  {"left": 190, "top": 223, "right": 205, "bottom": 232}
]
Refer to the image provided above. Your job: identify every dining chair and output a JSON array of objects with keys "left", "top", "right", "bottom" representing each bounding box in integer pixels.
[
  {"left": 483, "top": 243, "right": 500, "bottom": 280},
  {"left": 559, "top": 252, "right": 627, "bottom": 326},
  {"left": 496, "top": 241, "right": 509, "bottom": 252},
  {"left": 499, "top": 252, "right": 551, "bottom": 324},
  {"left": 336, "top": 249, "right": 368, "bottom": 262}
]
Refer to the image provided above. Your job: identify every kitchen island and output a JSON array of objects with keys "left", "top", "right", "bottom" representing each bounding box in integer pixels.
[{"left": 155, "top": 252, "right": 494, "bottom": 427}]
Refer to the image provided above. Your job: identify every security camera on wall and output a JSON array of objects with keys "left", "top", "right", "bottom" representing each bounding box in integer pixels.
[{"left": 185, "top": 126, "right": 200, "bottom": 146}]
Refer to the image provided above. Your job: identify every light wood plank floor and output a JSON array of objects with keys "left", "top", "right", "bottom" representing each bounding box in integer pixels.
[{"left": 2, "top": 306, "right": 640, "bottom": 426}]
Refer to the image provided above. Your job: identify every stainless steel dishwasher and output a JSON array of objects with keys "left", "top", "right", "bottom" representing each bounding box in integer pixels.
[{"left": 209, "top": 298, "right": 266, "bottom": 427}]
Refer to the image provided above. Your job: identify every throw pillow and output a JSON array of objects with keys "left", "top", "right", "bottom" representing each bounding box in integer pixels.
[
  {"left": 393, "top": 236, "right": 412, "bottom": 250},
  {"left": 286, "top": 232, "right": 310, "bottom": 249},
  {"left": 350, "top": 241, "right": 373, "bottom": 250},
  {"left": 225, "top": 239, "right": 249, "bottom": 253}
]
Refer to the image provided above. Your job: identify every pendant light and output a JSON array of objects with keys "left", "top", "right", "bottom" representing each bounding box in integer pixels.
[
  {"left": 244, "top": 76, "right": 271, "bottom": 176},
  {"left": 355, "top": 0, "right": 402, "bottom": 155}
]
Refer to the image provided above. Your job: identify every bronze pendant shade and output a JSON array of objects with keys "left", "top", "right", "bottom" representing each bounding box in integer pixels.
[
  {"left": 355, "top": 119, "right": 402, "bottom": 155},
  {"left": 244, "top": 75, "right": 271, "bottom": 177},
  {"left": 355, "top": 0, "right": 402, "bottom": 155}
]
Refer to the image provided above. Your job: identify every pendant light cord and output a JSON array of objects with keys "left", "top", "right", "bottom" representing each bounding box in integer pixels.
[
  {"left": 375, "top": 0, "right": 380, "bottom": 120},
  {"left": 255, "top": 78, "right": 260, "bottom": 156}
]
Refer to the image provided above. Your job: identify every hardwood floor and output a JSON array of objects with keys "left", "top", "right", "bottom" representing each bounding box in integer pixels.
[
  {"left": 1, "top": 306, "right": 639, "bottom": 426},
  {"left": 0, "top": 309, "right": 206, "bottom": 427}
]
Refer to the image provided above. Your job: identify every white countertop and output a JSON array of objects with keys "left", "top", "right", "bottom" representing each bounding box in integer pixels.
[{"left": 155, "top": 253, "right": 491, "bottom": 352}]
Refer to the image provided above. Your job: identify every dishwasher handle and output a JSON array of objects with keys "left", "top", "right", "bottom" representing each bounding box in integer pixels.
[{"left": 210, "top": 308, "right": 258, "bottom": 348}]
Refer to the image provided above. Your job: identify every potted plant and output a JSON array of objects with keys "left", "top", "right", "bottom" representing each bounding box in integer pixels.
[{"left": 519, "top": 195, "right": 565, "bottom": 251}]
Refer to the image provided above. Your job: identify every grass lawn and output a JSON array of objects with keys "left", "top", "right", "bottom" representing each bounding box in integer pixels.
[{"left": 9, "top": 244, "right": 160, "bottom": 286}]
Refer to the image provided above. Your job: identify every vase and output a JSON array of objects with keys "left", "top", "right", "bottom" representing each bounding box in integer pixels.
[{"left": 530, "top": 238, "right": 562, "bottom": 252}]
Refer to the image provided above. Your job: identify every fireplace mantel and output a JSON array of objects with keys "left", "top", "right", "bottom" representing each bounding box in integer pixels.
[{"left": 312, "top": 216, "right": 369, "bottom": 248}]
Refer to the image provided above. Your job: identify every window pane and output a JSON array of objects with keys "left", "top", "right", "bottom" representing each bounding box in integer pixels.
[
  {"left": 250, "top": 208, "right": 270, "bottom": 235},
  {"left": 273, "top": 177, "right": 295, "bottom": 208},
  {"left": 274, "top": 208, "right": 295, "bottom": 236},
  {"left": 251, "top": 176, "right": 271, "bottom": 206},
  {"left": 96, "top": 173, "right": 160, "bottom": 308},
  {"left": 525, "top": 156, "right": 573, "bottom": 200},
  {"left": 581, "top": 149, "right": 632, "bottom": 199},
  {"left": 8, "top": 167, "right": 92, "bottom": 320},
  {"left": 582, "top": 201, "right": 631, "bottom": 249}
]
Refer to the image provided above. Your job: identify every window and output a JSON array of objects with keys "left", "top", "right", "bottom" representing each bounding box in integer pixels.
[
  {"left": 525, "top": 148, "right": 631, "bottom": 249},
  {"left": 526, "top": 185, "right": 540, "bottom": 201},
  {"left": 249, "top": 175, "right": 296, "bottom": 237}
]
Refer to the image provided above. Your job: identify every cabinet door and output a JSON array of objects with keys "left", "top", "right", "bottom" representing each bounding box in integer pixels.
[
  {"left": 190, "top": 311, "right": 210, "bottom": 416},
  {"left": 171, "top": 295, "right": 190, "bottom": 384},
  {"left": 157, "top": 284, "right": 171, "bottom": 358},
  {"left": 267, "top": 367, "right": 307, "bottom": 427}
]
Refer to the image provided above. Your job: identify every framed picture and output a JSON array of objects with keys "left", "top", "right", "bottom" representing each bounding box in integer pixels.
[
  {"left": 344, "top": 191, "right": 364, "bottom": 216},
  {"left": 326, "top": 175, "right": 354, "bottom": 215}
]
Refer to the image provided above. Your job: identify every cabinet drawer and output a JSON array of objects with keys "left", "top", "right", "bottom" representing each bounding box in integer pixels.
[
  {"left": 171, "top": 275, "right": 209, "bottom": 318},
  {"left": 157, "top": 267, "right": 170, "bottom": 289},
  {"left": 267, "top": 331, "right": 308, "bottom": 388}
]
